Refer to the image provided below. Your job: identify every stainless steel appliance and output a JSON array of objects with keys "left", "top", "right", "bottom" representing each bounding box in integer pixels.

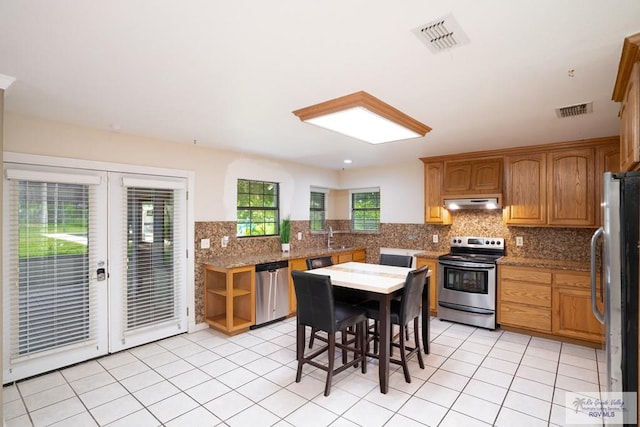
[
  {"left": 591, "top": 172, "right": 638, "bottom": 407},
  {"left": 437, "top": 236, "right": 504, "bottom": 329},
  {"left": 254, "top": 260, "right": 289, "bottom": 328}
]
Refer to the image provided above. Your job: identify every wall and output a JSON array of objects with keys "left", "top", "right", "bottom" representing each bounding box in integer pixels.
[{"left": 3, "top": 113, "right": 341, "bottom": 222}]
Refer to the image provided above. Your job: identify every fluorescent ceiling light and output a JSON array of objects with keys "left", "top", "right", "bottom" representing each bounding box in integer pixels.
[{"left": 293, "top": 91, "right": 431, "bottom": 144}]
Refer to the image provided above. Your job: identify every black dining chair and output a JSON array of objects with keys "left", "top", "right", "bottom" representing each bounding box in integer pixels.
[
  {"left": 379, "top": 253, "right": 414, "bottom": 344},
  {"left": 379, "top": 253, "right": 413, "bottom": 268},
  {"left": 305, "top": 256, "right": 334, "bottom": 349},
  {"left": 360, "top": 265, "right": 428, "bottom": 383},
  {"left": 291, "top": 270, "right": 368, "bottom": 396}
]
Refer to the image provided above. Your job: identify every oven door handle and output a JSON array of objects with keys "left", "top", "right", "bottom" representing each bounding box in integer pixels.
[
  {"left": 438, "top": 301, "right": 494, "bottom": 315},
  {"left": 438, "top": 260, "right": 496, "bottom": 270}
]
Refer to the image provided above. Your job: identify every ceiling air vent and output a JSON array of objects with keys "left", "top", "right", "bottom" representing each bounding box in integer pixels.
[
  {"left": 555, "top": 102, "right": 593, "bottom": 118},
  {"left": 412, "top": 13, "right": 470, "bottom": 53}
]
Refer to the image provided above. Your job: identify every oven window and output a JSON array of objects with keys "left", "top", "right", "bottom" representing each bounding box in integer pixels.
[{"left": 443, "top": 266, "right": 488, "bottom": 294}]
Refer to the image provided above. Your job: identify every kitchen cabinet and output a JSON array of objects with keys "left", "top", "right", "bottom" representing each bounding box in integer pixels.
[
  {"left": 612, "top": 33, "right": 640, "bottom": 172},
  {"left": 498, "top": 265, "right": 552, "bottom": 333},
  {"left": 547, "top": 148, "right": 595, "bottom": 226},
  {"left": 331, "top": 248, "right": 365, "bottom": 264},
  {"left": 442, "top": 158, "right": 502, "bottom": 194},
  {"left": 204, "top": 265, "right": 255, "bottom": 335},
  {"left": 288, "top": 257, "right": 308, "bottom": 314},
  {"left": 552, "top": 271, "right": 604, "bottom": 344},
  {"left": 416, "top": 256, "right": 438, "bottom": 315},
  {"left": 423, "top": 161, "right": 451, "bottom": 224},
  {"left": 620, "top": 62, "right": 640, "bottom": 171},
  {"left": 503, "top": 153, "right": 547, "bottom": 225},
  {"left": 595, "top": 142, "right": 621, "bottom": 225},
  {"left": 499, "top": 264, "right": 605, "bottom": 344}
]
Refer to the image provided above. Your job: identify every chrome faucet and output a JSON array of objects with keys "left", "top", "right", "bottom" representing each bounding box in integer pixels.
[{"left": 327, "top": 226, "right": 334, "bottom": 249}]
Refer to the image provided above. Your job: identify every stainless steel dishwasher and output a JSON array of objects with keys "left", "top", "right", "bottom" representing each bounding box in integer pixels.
[{"left": 253, "top": 260, "right": 289, "bottom": 328}]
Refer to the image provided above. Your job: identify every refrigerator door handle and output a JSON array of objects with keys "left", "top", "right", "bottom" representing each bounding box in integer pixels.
[{"left": 590, "top": 226, "right": 605, "bottom": 324}]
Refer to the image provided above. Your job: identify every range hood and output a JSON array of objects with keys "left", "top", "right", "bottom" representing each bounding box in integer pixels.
[{"left": 443, "top": 196, "right": 502, "bottom": 210}]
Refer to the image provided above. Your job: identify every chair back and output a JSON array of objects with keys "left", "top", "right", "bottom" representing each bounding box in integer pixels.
[
  {"left": 291, "top": 270, "right": 336, "bottom": 333},
  {"left": 400, "top": 265, "right": 429, "bottom": 323},
  {"left": 306, "top": 256, "right": 333, "bottom": 270},
  {"left": 379, "top": 254, "right": 413, "bottom": 268}
]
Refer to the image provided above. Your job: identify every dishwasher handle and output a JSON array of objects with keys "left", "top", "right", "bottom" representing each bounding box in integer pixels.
[{"left": 255, "top": 260, "right": 289, "bottom": 273}]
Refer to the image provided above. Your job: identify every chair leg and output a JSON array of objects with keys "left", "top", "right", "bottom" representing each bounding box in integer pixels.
[
  {"left": 341, "top": 330, "right": 348, "bottom": 364},
  {"left": 325, "top": 333, "right": 335, "bottom": 396},
  {"left": 398, "top": 324, "right": 411, "bottom": 383},
  {"left": 309, "top": 327, "right": 316, "bottom": 348},
  {"left": 359, "top": 322, "right": 367, "bottom": 374},
  {"left": 413, "top": 317, "right": 425, "bottom": 369},
  {"left": 296, "top": 324, "right": 305, "bottom": 383}
]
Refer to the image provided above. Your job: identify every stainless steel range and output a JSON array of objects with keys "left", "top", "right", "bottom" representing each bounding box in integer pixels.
[{"left": 437, "top": 236, "right": 505, "bottom": 329}]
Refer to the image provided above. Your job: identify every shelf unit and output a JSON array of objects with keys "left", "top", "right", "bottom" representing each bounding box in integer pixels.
[{"left": 204, "top": 264, "right": 255, "bottom": 335}]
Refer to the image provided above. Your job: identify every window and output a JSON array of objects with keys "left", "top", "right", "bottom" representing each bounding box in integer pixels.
[
  {"left": 237, "top": 179, "right": 279, "bottom": 237},
  {"left": 309, "top": 190, "right": 326, "bottom": 231},
  {"left": 351, "top": 190, "right": 380, "bottom": 231}
]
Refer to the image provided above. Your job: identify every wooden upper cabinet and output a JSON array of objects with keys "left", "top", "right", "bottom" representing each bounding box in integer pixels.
[
  {"left": 596, "top": 142, "right": 621, "bottom": 225},
  {"left": 620, "top": 62, "right": 640, "bottom": 171},
  {"left": 504, "top": 153, "right": 547, "bottom": 225},
  {"left": 423, "top": 161, "right": 451, "bottom": 224},
  {"left": 443, "top": 158, "right": 502, "bottom": 194},
  {"left": 547, "top": 148, "right": 595, "bottom": 226}
]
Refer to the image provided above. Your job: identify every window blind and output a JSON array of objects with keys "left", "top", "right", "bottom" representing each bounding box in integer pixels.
[
  {"left": 7, "top": 179, "right": 98, "bottom": 359},
  {"left": 121, "top": 185, "right": 184, "bottom": 335}
]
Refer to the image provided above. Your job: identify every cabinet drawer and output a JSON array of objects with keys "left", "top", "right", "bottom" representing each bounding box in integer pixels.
[
  {"left": 500, "top": 266, "right": 552, "bottom": 284},
  {"left": 500, "top": 302, "right": 551, "bottom": 332},
  {"left": 554, "top": 271, "right": 592, "bottom": 289},
  {"left": 500, "top": 281, "right": 551, "bottom": 307}
]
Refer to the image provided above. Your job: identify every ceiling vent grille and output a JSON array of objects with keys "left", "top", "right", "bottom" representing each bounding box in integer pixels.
[
  {"left": 412, "top": 14, "right": 470, "bottom": 53},
  {"left": 555, "top": 102, "right": 593, "bottom": 118}
]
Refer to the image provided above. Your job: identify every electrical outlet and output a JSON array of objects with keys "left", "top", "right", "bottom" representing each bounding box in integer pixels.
[
  {"left": 516, "top": 236, "right": 523, "bottom": 247},
  {"left": 200, "top": 238, "right": 210, "bottom": 249},
  {"left": 221, "top": 236, "right": 229, "bottom": 248},
  {"left": 432, "top": 234, "right": 439, "bottom": 243},
  {"left": 297, "top": 232, "right": 302, "bottom": 240}
]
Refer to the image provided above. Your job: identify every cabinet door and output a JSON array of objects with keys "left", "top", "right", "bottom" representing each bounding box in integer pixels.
[
  {"left": 443, "top": 161, "right": 472, "bottom": 193},
  {"left": 288, "top": 258, "right": 308, "bottom": 314},
  {"left": 416, "top": 257, "right": 438, "bottom": 314},
  {"left": 595, "top": 142, "right": 621, "bottom": 225},
  {"left": 424, "top": 162, "right": 451, "bottom": 224},
  {"left": 547, "top": 148, "right": 595, "bottom": 226},
  {"left": 553, "top": 286, "right": 604, "bottom": 343},
  {"left": 620, "top": 62, "right": 640, "bottom": 172},
  {"left": 471, "top": 158, "right": 503, "bottom": 192},
  {"left": 504, "top": 153, "right": 547, "bottom": 225}
]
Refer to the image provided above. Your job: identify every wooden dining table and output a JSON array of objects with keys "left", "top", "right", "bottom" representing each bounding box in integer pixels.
[{"left": 305, "top": 262, "right": 431, "bottom": 394}]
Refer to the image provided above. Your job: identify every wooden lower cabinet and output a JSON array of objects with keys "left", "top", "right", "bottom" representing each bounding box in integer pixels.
[
  {"left": 499, "top": 265, "right": 605, "bottom": 344},
  {"left": 288, "top": 258, "right": 307, "bottom": 314},
  {"left": 498, "top": 266, "right": 552, "bottom": 333},
  {"left": 552, "top": 271, "right": 604, "bottom": 343},
  {"left": 204, "top": 265, "right": 255, "bottom": 335},
  {"left": 416, "top": 257, "right": 438, "bottom": 315}
]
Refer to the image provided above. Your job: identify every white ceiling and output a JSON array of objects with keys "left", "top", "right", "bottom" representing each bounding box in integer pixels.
[{"left": 1, "top": 1, "right": 639, "bottom": 170}]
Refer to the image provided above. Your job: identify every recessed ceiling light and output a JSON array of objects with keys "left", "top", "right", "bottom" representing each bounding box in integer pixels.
[
  {"left": 344, "top": 159, "right": 352, "bottom": 164},
  {"left": 293, "top": 91, "right": 431, "bottom": 144}
]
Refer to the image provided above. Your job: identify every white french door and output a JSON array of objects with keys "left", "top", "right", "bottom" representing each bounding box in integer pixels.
[
  {"left": 3, "top": 163, "right": 189, "bottom": 383},
  {"left": 3, "top": 165, "right": 109, "bottom": 382},
  {"left": 108, "top": 173, "right": 187, "bottom": 352}
]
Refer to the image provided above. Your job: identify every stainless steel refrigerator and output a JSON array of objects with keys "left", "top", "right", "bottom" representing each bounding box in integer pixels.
[{"left": 591, "top": 172, "right": 639, "bottom": 404}]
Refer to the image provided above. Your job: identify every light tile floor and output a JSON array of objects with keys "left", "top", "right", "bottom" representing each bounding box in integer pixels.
[{"left": 3, "top": 317, "right": 606, "bottom": 426}]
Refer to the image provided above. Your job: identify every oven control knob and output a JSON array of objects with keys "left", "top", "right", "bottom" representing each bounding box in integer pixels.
[{"left": 491, "top": 240, "right": 495, "bottom": 245}]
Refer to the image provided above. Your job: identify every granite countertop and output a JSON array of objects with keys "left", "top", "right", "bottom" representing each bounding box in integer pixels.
[
  {"left": 203, "top": 247, "right": 366, "bottom": 269},
  {"left": 497, "top": 256, "right": 591, "bottom": 272},
  {"left": 414, "top": 251, "right": 449, "bottom": 259}
]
